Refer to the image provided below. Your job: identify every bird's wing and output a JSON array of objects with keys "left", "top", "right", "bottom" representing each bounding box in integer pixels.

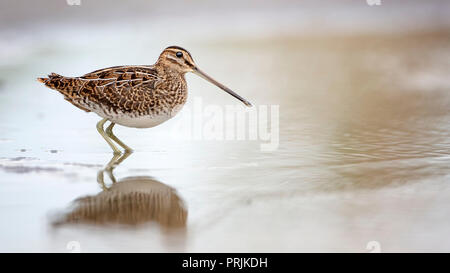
[
  {"left": 79, "top": 65, "right": 163, "bottom": 114},
  {"left": 41, "top": 65, "right": 163, "bottom": 114}
]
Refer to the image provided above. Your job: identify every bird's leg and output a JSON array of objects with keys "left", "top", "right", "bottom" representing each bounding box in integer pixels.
[
  {"left": 97, "top": 152, "right": 121, "bottom": 190},
  {"left": 96, "top": 118, "right": 121, "bottom": 155},
  {"left": 96, "top": 169, "right": 108, "bottom": 191},
  {"left": 105, "top": 122, "right": 134, "bottom": 152},
  {"left": 114, "top": 150, "right": 133, "bottom": 166},
  {"left": 97, "top": 150, "right": 133, "bottom": 190},
  {"left": 105, "top": 151, "right": 133, "bottom": 183},
  {"left": 103, "top": 152, "right": 122, "bottom": 184}
]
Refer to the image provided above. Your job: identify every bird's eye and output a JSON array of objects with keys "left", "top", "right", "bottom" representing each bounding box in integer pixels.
[{"left": 176, "top": 52, "right": 183, "bottom": 58}]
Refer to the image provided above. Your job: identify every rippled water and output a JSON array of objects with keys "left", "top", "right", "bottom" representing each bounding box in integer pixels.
[{"left": 1, "top": 24, "right": 450, "bottom": 252}]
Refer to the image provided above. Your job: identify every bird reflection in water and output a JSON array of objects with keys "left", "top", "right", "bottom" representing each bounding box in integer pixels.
[{"left": 53, "top": 152, "right": 187, "bottom": 229}]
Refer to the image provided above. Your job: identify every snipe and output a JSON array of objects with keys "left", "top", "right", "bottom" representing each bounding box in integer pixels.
[{"left": 38, "top": 46, "right": 252, "bottom": 154}]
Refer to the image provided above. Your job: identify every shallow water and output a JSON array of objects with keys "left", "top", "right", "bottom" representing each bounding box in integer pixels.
[{"left": 1, "top": 9, "right": 450, "bottom": 251}]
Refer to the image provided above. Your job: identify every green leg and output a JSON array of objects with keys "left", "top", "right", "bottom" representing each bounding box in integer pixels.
[
  {"left": 97, "top": 149, "right": 133, "bottom": 190},
  {"left": 105, "top": 122, "right": 133, "bottom": 152},
  {"left": 96, "top": 118, "right": 121, "bottom": 155},
  {"left": 104, "top": 151, "right": 132, "bottom": 184},
  {"left": 97, "top": 152, "right": 122, "bottom": 190}
]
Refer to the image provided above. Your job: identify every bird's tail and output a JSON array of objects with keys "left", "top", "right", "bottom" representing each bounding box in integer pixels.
[
  {"left": 37, "top": 73, "right": 91, "bottom": 112},
  {"left": 37, "top": 73, "right": 64, "bottom": 89}
]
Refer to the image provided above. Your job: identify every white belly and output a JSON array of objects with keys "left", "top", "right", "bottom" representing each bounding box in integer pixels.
[
  {"left": 93, "top": 102, "right": 185, "bottom": 128},
  {"left": 109, "top": 114, "right": 172, "bottom": 128}
]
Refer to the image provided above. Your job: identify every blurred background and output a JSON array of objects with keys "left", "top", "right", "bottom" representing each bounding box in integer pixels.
[{"left": 1, "top": 0, "right": 450, "bottom": 252}]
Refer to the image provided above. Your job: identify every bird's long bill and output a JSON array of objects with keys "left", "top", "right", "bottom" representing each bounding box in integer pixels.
[{"left": 194, "top": 68, "right": 252, "bottom": 107}]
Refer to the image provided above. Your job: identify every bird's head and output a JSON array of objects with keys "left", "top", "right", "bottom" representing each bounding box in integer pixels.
[
  {"left": 157, "top": 46, "right": 196, "bottom": 73},
  {"left": 157, "top": 46, "right": 252, "bottom": 107}
]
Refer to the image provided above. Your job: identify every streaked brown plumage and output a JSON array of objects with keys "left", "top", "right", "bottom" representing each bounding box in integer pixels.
[{"left": 37, "top": 46, "right": 252, "bottom": 153}]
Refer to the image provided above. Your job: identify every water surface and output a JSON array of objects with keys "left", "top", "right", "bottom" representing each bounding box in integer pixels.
[{"left": 1, "top": 6, "right": 450, "bottom": 252}]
